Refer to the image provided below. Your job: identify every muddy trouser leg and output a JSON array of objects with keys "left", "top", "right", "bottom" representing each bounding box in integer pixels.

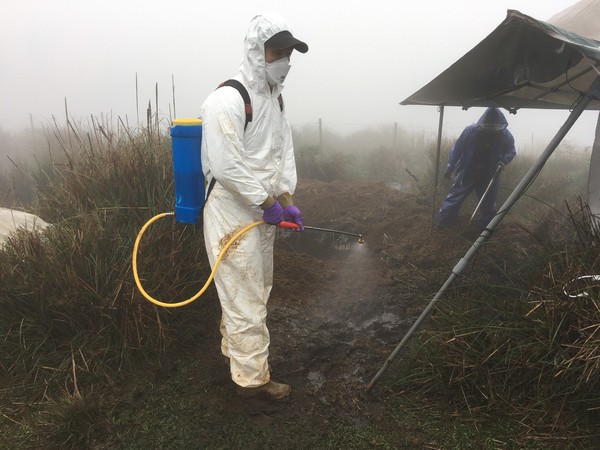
[
  {"left": 435, "top": 181, "right": 475, "bottom": 226},
  {"left": 475, "top": 178, "right": 500, "bottom": 228},
  {"left": 203, "top": 185, "right": 275, "bottom": 388}
]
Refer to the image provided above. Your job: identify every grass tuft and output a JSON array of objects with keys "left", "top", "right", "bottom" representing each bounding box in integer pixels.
[{"left": 390, "top": 202, "right": 600, "bottom": 447}]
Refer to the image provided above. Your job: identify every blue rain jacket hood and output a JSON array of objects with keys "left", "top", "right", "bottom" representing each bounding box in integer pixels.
[
  {"left": 445, "top": 108, "right": 516, "bottom": 184},
  {"left": 476, "top": 107, "right": 509, "bottom": 131}
]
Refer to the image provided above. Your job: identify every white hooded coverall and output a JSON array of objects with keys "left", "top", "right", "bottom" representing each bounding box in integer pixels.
[{"left": 200, "top": 13, "right": 298, "bottom": 388}]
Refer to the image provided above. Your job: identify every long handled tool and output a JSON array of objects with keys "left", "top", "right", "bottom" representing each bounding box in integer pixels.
[
  {"left": 278, "top": 221, "right": 364, "bottom": 243},
  {"left": 469, "top": 163, "right": 504, "bottom": 223}
]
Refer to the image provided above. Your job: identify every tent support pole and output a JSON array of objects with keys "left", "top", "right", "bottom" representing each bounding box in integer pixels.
[
  {"left": 587, "top": 111, "right": 600, "bottom": 220},
  {"left": 431, "top": 105, "right": 445, "bottom": 230},
  {"left": 365, "top": 76, "right": 600, "bottom": 395}
]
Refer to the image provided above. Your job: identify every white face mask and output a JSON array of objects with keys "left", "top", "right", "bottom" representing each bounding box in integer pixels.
[{"left": 265, "top": 57, "right": 291, "bottom": 85}]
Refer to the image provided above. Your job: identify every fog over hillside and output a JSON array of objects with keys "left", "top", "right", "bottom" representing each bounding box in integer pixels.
[{"left": 2, "top": 0, "right": 598, "bottom": 152}]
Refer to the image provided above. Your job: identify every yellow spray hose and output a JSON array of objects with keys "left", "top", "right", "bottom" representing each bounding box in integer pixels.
[{"left": 132, "top": 212, "right": 264, "bottom": 308}]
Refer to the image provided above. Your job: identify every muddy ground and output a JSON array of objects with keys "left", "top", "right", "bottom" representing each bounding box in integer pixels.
[{"left": 116, "top": 179, "right": 534, "bottom": 448}]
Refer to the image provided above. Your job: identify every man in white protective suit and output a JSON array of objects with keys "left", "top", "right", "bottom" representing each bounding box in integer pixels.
[{"left": 200, "top": 13, "right": 308, "bottom": 400}]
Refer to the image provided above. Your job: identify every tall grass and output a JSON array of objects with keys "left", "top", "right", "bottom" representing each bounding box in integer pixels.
[
  {"left": 389, "top": 202, "right": 600, "bottom": 446},
  {"left": 0, "top": 118, "right": 210, "bottom": 421}
]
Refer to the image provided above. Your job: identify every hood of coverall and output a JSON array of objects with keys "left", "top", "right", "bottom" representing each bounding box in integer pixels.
[
  {"left": 476, "top": 107, "right": 508, "bottom": 132},
  {"left": 240, "top": 13, "right": 301, "bottom": 95}
]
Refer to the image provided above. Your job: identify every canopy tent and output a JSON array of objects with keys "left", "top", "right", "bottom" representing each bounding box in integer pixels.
[
  {"left": 401, "top": 9, "right": 600, "bottom": 229},
  {"left": 366, "top": 6, "right": 600, "bottom": 393},
  {"left": 401, "top": 9, "right": 600, "bottom": 111}
]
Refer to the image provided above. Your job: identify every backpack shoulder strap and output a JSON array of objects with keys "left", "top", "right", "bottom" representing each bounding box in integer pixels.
[
  {"left": 217, "top": 79, "right": 252, "bottom": 131},
  {"left": 205, "top": 177, "right": 217, "bottom": 203},
  {"left": 208, "top": 82, "right": 284, "bottom": 207},
  {"left": 208, "top": 79, "right": 252, "bottom": 204}
]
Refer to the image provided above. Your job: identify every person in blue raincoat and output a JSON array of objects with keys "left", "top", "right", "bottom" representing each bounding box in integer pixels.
[{"left": 435, "top": 107, "right": 516, "bottom": 228}]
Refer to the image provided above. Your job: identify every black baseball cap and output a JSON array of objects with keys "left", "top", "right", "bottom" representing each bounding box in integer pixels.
[{"left": 265, "top": 30, "right": 309, "bottom": 53}]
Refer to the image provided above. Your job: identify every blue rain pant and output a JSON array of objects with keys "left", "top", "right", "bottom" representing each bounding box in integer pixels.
[{"left": 435, "top": 176, "right": 499, "bottom": 228}]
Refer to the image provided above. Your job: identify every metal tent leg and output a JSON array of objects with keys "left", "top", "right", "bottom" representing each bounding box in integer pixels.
[{"left": 430, "top": 105, "right": 445, "bottom": 230}]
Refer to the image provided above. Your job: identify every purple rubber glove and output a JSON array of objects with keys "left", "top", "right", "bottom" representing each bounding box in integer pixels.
[
  {"left": 283, "top": 205, "right": 304, "bottom": 231},
  {"left": 262, "top": 200, "right": 283, "bottom": 225}
]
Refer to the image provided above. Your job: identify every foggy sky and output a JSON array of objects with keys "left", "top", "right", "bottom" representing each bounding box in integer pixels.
[{"left": 1, "top": 0, "right": 597, "bottom": 151}]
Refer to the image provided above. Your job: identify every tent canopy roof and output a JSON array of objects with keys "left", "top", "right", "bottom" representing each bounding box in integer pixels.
[{"left": 401, "top": 10, "right": 600, "bottom": 111}]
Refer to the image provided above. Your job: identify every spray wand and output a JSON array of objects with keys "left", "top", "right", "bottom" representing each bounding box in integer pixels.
[{"left": 278, "top": 221, "right": 364, "bottom": 244}]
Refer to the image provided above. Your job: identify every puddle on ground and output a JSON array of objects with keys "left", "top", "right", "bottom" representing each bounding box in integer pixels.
[
  {"left": 307, "top": 370, "right": 326, "bottom": 391},
  {"left": 357, "top": 312, "right": 403, "bottom": 330}
]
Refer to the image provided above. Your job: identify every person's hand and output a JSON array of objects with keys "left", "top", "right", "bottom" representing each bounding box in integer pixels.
[
  {"left": 444, "top": 169, "right": 452, "bottom": 180},
  {"left": 283, "top": 205, "right": 304, "bottom": 231},
  {"left": 262, "top": 201, "right": 283, "bottom": 225}
]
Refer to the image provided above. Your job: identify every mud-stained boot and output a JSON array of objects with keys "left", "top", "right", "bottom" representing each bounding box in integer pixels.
[{"left": 236, "top": 381, "right": 291, "bottom": 400}]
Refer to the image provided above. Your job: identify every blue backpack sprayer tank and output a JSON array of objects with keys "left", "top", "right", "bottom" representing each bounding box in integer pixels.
[
  {"left": 132, "top": 118, "right": 363, "bottom": 308},
  {"left": 170, "top": 118, "right": 205, "bottom": 224}
]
